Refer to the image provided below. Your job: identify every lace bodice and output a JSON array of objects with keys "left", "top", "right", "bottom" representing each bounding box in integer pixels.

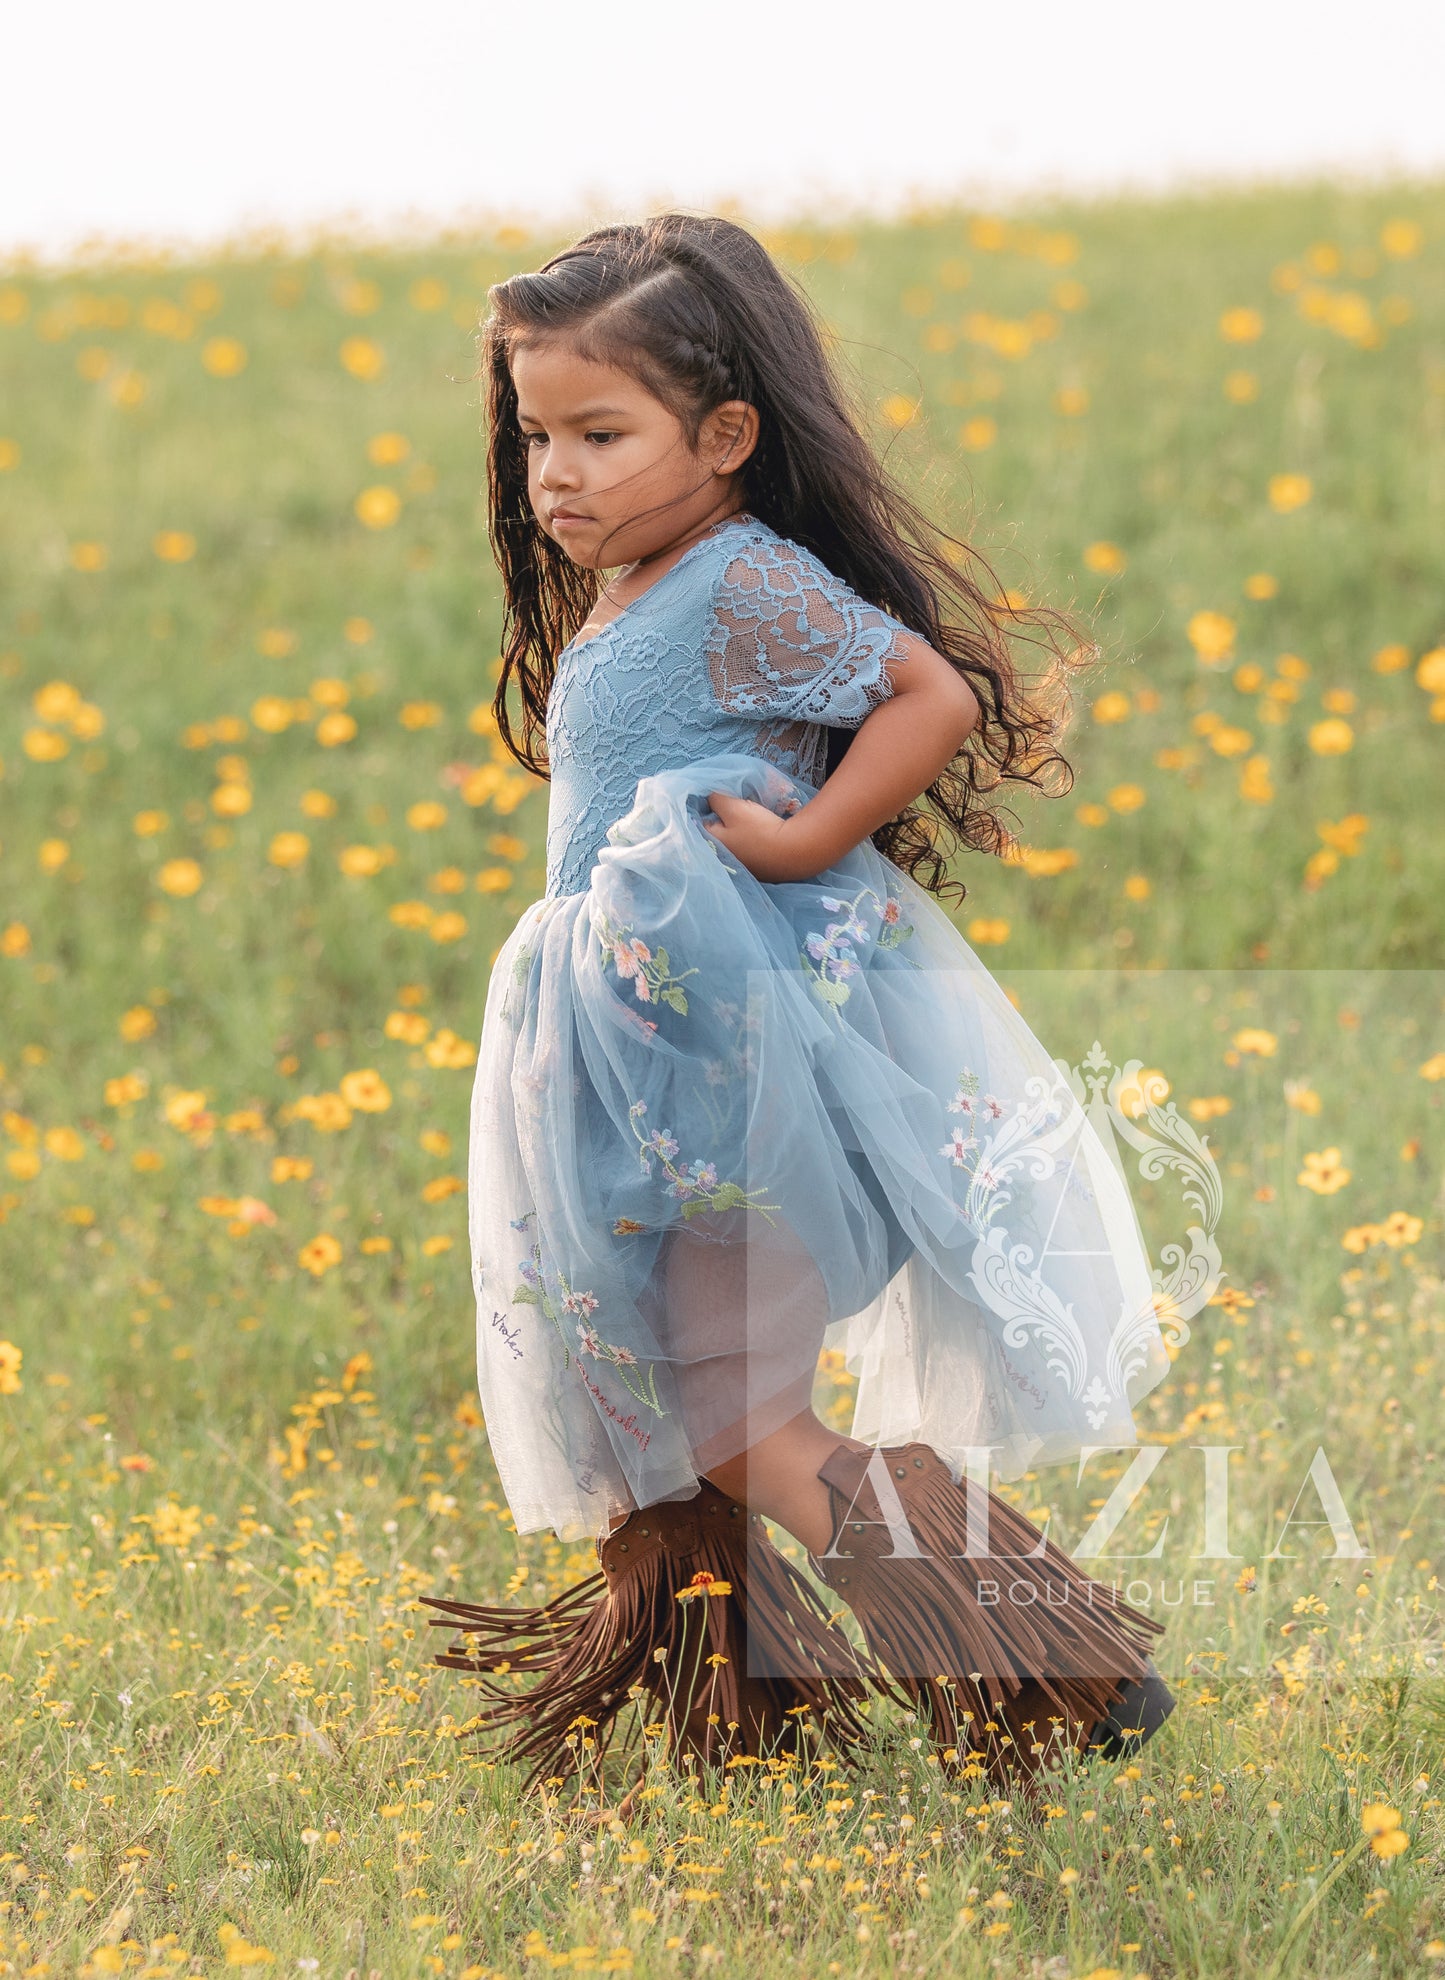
[{"left": 543, "top": 514, "right": 915, "bottom": 895}]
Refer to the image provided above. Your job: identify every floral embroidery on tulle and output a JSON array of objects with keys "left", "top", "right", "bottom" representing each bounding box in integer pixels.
[
  {"left": 593, "top": 906, "right": 699, "bottom": 1015},
  {"left": 502, "top": 939, "right": 537, "bottom": 1023},
  {"left": 501, "top": 899, "right": 566, "bottom": 1020},
  {"left": 509, "top": 1209, "right": 666, "bottom": 1415},
  {"left": 800, "top": 884, "right": 916, "bottom": 1016},
  {"left": 939, "top": 1067, "right": 1008, "bottom": 1227},
  {"left": 628, "top": 1097, "right": 781, "bottom": 1225},
  {"left": 573, "top": 1320, "right": 666, "bottom": 1414}
]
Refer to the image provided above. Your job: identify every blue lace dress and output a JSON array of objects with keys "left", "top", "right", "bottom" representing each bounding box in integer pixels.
[{"left": 470, "top": 514, "right": 1172, "bottom": 1540}]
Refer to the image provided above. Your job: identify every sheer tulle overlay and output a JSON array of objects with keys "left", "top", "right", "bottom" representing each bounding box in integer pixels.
[{"left": 471, "top": 750, "right": 1171, "bottom": 1542}]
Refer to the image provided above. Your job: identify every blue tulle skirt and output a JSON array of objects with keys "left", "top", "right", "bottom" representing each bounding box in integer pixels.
[{"left": 469, "top": 752, "right": 1171, "bottom": 1541}]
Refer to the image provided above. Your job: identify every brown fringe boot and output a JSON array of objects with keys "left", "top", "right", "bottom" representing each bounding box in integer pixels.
[
  {"left": 806, "top": 1441, "right": 1174, "bottom": 1785},
  {"left": 422, "top": 1477, "right": 884, "bottom": 1794}
]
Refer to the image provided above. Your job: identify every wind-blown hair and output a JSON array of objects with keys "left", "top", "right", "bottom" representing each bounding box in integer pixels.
[{"left": 480, "top": 210, "right": 1093, "bottom": 904}]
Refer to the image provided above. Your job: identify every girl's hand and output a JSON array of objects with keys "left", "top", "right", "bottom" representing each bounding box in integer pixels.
[{"left": 701, "top": 790, "right": 818, "bottom": 883}]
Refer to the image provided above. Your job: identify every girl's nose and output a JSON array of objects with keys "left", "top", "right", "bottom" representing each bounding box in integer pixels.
[{"left": 537, "top": 449, "right": 579, "bottom": 492}]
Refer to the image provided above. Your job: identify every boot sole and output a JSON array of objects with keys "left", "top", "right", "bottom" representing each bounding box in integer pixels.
[{"left": 1085, "top": 1659, "right": 1176, "bottom": 1759}]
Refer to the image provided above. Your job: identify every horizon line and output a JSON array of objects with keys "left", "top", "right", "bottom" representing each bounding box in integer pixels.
[{"left": 4, "top": 157, "right": 1441, "bottom": 279}]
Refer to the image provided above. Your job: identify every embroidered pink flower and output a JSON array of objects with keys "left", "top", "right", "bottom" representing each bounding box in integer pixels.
[
  {"left": 612, "top": 936, "right": 652, "bottom": 980},
  {"left": 594, "top": 911, "right": 698, "bottom": 1015},
  {"left": 948, "top": 1068, "right": 981, "bottom": 1115}
]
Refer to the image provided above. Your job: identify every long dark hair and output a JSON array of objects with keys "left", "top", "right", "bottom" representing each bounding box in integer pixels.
[{"left": 480, "top": 211, "right": 1094, "bottom": 904}]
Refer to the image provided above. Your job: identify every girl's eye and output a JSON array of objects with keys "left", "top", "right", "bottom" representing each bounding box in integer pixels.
[
  {"left": 522, "top": 431, "right": 546, "bottom": 447},
  {"left": 586, "top": 431, "right": 619, "bottom": 446}
]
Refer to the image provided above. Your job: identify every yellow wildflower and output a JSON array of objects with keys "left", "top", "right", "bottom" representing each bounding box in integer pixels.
[
  {"left": 155, "top": 863, "right": 200, "bottom": 902},
  {"left": 1308, "top": 717, "right": 1354, "bottom": 755},
  {"left": 269, "top": 832, "right": 310, "bottom": 869},
  {"left": 386, "top": 1010, "right": 431, "bottom": 1043},
  {"left": 317, "top": 711, "right": 357, "bottom": 746},
  {"left": 1233, "top": 1028, "right": 1277, "bottom": 1056},
  {"left": 340, "top": 1069, "right": 392, "bottom": 1112},
  {"left": 1187, "top": 610, "right": 1236, "bottom": 665},
  {"left": 339, "top": 337, "right": 384, "bottom": 379},
  {"left": 1298, "top": 1147, "right": 1351, "bottom": 1195},
  {"left": 355, "top": 485, "right": 401, "bottom": 529},
  {"left": 677, "top": 1572, "right": 732, "bottom": 1601},
  {"left": 202, "top": 336, "right": 247, "bottom": 376},
  {"left": 298, "top": 1234, "right": 344, "bottom": 1277},
  {"left": 1268, "top": 473, "right": 1312, "bottom": 513}
]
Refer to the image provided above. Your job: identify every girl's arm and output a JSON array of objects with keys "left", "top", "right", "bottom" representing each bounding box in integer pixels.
[{"left": 704, "top": 632, "right": 979, "bottom": 883}]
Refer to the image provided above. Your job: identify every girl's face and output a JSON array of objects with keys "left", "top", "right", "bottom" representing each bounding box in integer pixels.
[{"left": 510, "top": 336, "right": 754, "bottom": 569}]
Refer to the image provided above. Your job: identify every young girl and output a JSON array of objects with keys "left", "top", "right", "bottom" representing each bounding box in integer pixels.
[{"left": 424, "top": 212, "right": 1177, "bottom": 1805}]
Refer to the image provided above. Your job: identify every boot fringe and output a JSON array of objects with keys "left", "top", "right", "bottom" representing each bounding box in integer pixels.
[
  {"left": 422, "top": 1554, "right": 673, "bottom": 1792},
  {"left": 809, "top": 1443, "right": 1166, "bottom": 1779},
  {"left": 423, "top": 1496, "right": 880, "bottom": 1789},
  {"left": 727, "top": 1518, "right": 883, "bottom": 1751}
]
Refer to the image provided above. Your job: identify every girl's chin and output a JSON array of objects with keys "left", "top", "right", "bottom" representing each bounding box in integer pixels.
[{"left": 544, "top": 522, "right": 606, "bottom": 566}]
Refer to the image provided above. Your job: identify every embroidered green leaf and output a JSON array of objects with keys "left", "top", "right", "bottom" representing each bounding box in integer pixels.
[
  {"left": 807, "top": 972, "right": 853, "bottom": 1011},
  {"left": 593, "top": 908, "right": 699, "bottom": 1015}
]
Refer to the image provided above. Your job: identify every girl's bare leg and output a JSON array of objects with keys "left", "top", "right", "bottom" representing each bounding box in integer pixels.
[
  {"left": 581, "top": 1218, "right": 870, "bottom": 1823},
  {"left": 705, "top": 1408, "right": 870, "bottom": 1557},
  {"left": 605, "top": 1406, "right": 866, "bottom": 1553},
  {"left": 658, "top": 1212, "right": 872, "bottom": 1557}
]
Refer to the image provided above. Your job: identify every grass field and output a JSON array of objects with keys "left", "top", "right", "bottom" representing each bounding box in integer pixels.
[{"left": 1, "top": 176, "right": 1444, "bottom": 1978}]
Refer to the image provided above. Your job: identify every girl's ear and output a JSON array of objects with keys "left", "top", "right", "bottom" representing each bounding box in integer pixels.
[{"left": 701, "top": 399, "right": 760, "bottom": 478}]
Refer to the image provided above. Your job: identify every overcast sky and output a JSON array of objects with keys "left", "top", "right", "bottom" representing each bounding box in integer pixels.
[{"left": 2, "top": 0, "right": 1442, "bottom": 261}]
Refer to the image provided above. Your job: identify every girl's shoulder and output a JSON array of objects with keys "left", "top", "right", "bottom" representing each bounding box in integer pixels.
[
  {"left": 614, "top": 512, "right": 781, "bottom": 626},
  {"left": 655, "top": 512, "right": 797, "bottom": 626},
  {"left": 701, "top": 512, "right": 830, "bottom": 582},
  {"left": 694, "top": 514, "right": 899, "bottom": 618},
  {"left": 700, "top": 515, "right": 915, "bottom": 641}
]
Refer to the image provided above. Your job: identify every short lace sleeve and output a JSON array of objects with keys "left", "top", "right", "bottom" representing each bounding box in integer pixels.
[{"left": 704, "top": 534, "right": 914, "bottom": 729}]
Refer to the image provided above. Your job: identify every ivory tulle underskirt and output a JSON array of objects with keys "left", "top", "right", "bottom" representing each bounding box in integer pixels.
[{"left": 468, "top": 751, "right": 1170, "bottom": 1542}]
